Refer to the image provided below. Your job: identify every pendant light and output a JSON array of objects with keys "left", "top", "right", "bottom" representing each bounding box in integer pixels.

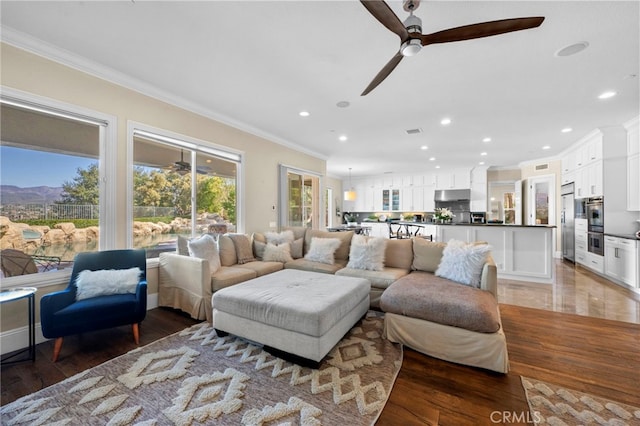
[{"left": 344, "top": 168, "right": 357, "bottom": 201}]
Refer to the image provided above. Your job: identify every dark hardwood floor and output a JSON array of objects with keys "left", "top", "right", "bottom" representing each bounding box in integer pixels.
[{"left": 2, "top": 278, "right": 639, "bottom": 425}]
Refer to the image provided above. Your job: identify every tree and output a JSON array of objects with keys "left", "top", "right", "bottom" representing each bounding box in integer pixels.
[{"left": 59, "top": 163, "right": 99, "bottom": 204}]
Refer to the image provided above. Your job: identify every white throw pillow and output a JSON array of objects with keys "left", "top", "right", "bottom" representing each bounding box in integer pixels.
[
  {"left": 188, "top": 234, "right": 221, "bottom": 273},
  {"left": 75, "top": 267, "right": 142, "bottom": 301},
  {"left": 435, "top": 239, "right": 491, "bottom": 288},
  {"left": 265, "top": 230, "right": 295, "bottom": 245},
  {"left": 263, "top": 242, "right": 294, "bottom": 263},
  {"left": 347, "top": 235, "right": 387, "bottom": 271},
  {"left": 304, "top": 237, "right": 341, "bottom": 265}
]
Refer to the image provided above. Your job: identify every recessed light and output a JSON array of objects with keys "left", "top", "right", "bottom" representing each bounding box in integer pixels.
[
  {"left": 482, "top": 137, "right": 491, "bottom": 143},
  {"left": 555, "top": 41, "right": 589, "bottom": 57},
  {"left": 420, "top": 145, "right": 428, "bottom": 150},
  {"left": 479, "top": 161, "right": 485, "bottom": 165},
  {"left": 336, "top": 101, "right": 350, "bottom": 108},
  {"left": 480, "top": 152, "right": 487, "bottom": 156},
  {"left": 435, "top": 165, "right": 441, "bottom": 169},
  {"left": 440, "top": 117, "right": 451, "bottom": 126},
  {"left": 561, "top": 127, "right": 573, "bottom": 133},
  {"left": 429, "top": 157, "right": 436, "bottom": 161},
  {"left": 598, "top": 91, "right": 617, "bottom": 99},
  {"left": 542, "top": 145, "right": 551, "bottom": 150},
  {"left": 299, "top": 111, "right": 310, "bottom": 117},
  {"left": 338, "top": 135, "right": 348, "bottom": 142}
]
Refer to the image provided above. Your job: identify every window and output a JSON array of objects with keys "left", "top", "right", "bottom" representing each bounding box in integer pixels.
[
  {"left": 129, "top": 125, "right": 241, "bottom": 257},
  {"left": 279, "top": 165, "right": 322, "bottom": 229},
  {"left": 0, "top": 96, "right": 111, "bottom": 281}
]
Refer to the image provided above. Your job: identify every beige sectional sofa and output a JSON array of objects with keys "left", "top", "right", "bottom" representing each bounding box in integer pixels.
[{"left": 158, "top": 226, "right": 508, "bottom": 372}]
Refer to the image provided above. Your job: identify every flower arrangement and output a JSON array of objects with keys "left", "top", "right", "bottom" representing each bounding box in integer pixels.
[{"left": 434, "top": 207, "right": 455, "bottom": 222}]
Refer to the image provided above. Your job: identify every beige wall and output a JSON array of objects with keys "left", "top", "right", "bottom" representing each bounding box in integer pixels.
[{"left": 0, "top": 43, "right": 326, "bottom": 333}]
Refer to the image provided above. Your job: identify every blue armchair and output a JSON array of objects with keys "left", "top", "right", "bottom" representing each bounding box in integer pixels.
[{"left": 40, "top": 249, "right": 147, "bottom": 362}]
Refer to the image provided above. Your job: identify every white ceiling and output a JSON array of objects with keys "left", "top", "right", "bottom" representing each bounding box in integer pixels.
[{"left": 1, "top": 1, "right": 638, "bottom": 179}]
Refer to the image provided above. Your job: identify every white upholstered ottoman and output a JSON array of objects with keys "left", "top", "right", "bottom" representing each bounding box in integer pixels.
[{"left": 212, "top": 269, "right": 370, "bottom": 367}]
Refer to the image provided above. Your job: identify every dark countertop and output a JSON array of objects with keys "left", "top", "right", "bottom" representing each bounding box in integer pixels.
[
  {"left": 421, "top": 222, "right": 556, "bottom": 229},
  {"left": 604, "top": 232, "right": 640, "bottom": 240},
  {"left": 361, "top": 220, "right": 556, "bottom": 229}
]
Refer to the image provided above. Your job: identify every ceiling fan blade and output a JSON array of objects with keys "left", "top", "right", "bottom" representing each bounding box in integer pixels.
[
  {"left": 361, "top": 51, "right": 404, "bottom": 96},
  {"left": 421, "top": 17, "right": 544, "bottom": 46},
  {"left": 360, "top": 0, "right": 408, "bottom": 40}
]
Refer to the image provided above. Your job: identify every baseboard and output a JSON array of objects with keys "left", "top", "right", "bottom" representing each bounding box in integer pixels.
[{"left": 1, "top": 293, "right": 160, "bottom": 356}]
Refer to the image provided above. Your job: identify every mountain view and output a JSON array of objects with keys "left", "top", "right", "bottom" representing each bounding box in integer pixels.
[{"left": 0, "top": 185, "right": 64, "bottom": 204}]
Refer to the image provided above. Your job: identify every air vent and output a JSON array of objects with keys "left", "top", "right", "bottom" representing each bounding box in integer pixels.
[
  {"left": 535, "top": 163, "right": 549, "bottom": 171},
  {"left": 405, "top": 128, "right": 423, "bottom": 135}
]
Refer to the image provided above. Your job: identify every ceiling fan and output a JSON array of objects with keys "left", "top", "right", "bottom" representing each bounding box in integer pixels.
[
  {"left": 165, "top": 150, "right": 211, "bottom": 176},
  {"left": 360, "top": 0, "right": 545, "bottom": 96}
]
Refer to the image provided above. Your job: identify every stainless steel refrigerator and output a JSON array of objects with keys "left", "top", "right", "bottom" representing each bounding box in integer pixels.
[{"left": 561, "top": 183, "right": 575, "bottom": 262}]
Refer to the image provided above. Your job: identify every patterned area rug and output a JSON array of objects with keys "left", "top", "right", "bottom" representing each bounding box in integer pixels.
[
  {"left": 522, "top": 377, "right": 640, "bottom": 425},
  {"left": 1, "top": 312, "right": 402, "bottom": 425}
]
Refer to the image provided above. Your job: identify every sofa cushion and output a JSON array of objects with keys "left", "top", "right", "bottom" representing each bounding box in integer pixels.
[
  {"left": 235, "top": 260, "right": 284, "bottom": 277},
  {"left": 211, "top": 266, "right": 257, "bottom": 292},
  {"left": 412, "top": 238, "right": 447, "bottom": 272},
  {"left": 228, "top": 234, "right": 256, "bottom": 264},
  {"left": 346, "top": 235, "right": 387, "bottom": 271},
  {"left": 304, "top": 229, "right": 353, "bottom": 261},
  {"left": 284, "top": 258, "right": 347, "bottom": 274},
  {"left": 336, "top": 266, "right": 409, "bottom": 290},
  {"left": 218, "top": 235, "right": 238, "bottom": 266},
  {"left": 380, "top": 271, "right": 501, "bottom": 333},
  {"left": 435, "top": 239, "right": 491, "bottom": 288},
  {"left": 384, "top": 238, "right": 413, "bottom": 270}
]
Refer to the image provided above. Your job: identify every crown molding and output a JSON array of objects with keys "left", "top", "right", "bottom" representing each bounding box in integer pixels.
[{"left": 1, "top": 27, "right": 328, "bottom": 162}]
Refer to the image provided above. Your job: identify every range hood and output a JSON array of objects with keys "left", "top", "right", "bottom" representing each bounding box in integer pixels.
[{"left": 434, "top": 189, "right": 471, "bottom": 202}]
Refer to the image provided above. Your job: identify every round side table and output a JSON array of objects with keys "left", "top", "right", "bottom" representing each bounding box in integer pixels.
[{"left": 1, "top": 287, "right": 37, "bottom": 364}]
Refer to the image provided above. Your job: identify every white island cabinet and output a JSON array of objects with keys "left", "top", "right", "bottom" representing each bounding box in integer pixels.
[{"left": 436, "top": 224, "right": 555, "bottom": 283}]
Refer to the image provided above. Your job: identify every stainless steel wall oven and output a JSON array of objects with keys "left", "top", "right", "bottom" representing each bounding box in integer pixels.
[
  {"left": 586, "top": 196, "right": 604, "bottom": 255},
  {"left": 586, "top": 196, "right": 603, "bottom": 232}
]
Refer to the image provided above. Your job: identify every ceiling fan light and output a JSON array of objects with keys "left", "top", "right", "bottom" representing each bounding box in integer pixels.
[
  {"left": 401, "top": 39, "right": 422, "bottom": 57},
  {"left": 176, "top": 168, "right": 189, "bottom": 176}
]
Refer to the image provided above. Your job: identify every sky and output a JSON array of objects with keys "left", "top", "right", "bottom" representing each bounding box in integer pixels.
[{"left": 0, "top": 146, "right": 97, "bottom": 188}]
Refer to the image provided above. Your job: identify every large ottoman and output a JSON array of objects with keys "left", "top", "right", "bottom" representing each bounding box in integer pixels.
[{"left": 212, "top": 269, "right": 370, "bottom": 367}]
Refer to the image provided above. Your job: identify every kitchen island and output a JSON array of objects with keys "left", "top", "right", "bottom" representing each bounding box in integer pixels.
[{"left": 436, "top": 223, "right": 556, "bottom": 284}]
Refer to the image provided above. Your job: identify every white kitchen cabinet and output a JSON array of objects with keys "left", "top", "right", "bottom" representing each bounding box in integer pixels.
[
  {"left": 628, "top": 153, "right": 640, "bottom": 210},
  {"left": 605, "top": 236, "right": 638, "bottom": 288},
  {"left": 562, "top": 151, "right": 576, "bottom": 174},
  {"left": 575, "top": 219, "right": 588, "bottom": 267},
  {"left": 575, "top": 160, "right": 602, "bottom": 198},
  {"left": 423, "top": 186, "right": 435, "bottom": 212},
  {"left": 470, "top": 166, "right": 488, "bottom": 212},
  {"left": 365, "top": 222, "right": 388, "bottom": 238},
  {"left": 626, "top": 117, "right": 640, "bottom": 211},
  {"left": 401, "top": 187, "right": 414, "bottom": 211},
  {"left": 436, "top": 169, "right": 471, "bottom": 189}
]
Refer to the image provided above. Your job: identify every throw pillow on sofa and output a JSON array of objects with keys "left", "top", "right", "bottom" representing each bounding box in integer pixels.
[
  {"left": 265, "top": 230, "right": 303, "bottom": 259},
  {"left": 263, "top": 242, "right": 294, "bottom": 263},
  {"left": 265, "top": 230, "right": 294, "bottom": 245},
  {"left": 347, "top": 234, "right": 387, "bottom": 271},
  {"left": 188, "top": 234, "right": 222, "bottom": 273},
  {"left": 304, "top": 237, "right": 341, "bottom": 264},
  {"left": 228, "top": 234, "right": 256, "bottom": 264},
  {"left": 435, "top": 239, "right": 491, "bottom": 288}
]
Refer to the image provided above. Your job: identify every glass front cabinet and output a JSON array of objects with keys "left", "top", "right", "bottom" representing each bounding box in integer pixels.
[{"left": 382, "top": 189, "right": 400, "bottom": 211}]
